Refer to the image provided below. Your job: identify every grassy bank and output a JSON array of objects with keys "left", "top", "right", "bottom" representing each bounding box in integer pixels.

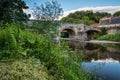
[
  {"left": 97, "top": 34, "right": 120, "bottom": 41},
  {"left": 0, "top": 23, "right": 90, "bottom": 80}
]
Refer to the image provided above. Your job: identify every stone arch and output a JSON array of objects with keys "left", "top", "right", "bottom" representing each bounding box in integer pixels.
[
  {"left": 61, "top": 29, "right": 76, "bottom": 38},
  {"left": 86, "top": 30, "right": 100, "bottom": 40}
]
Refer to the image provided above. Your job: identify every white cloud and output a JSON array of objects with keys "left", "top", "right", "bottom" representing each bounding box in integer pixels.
[
  {"left": 23, "top": 9, "right": 35, "bottom": 19},
  {"left": 59, "top": 6, "right": 120, "bottom": 20},
  {"left": 24, "top": 6, "right": 120, "bottom": 20}
]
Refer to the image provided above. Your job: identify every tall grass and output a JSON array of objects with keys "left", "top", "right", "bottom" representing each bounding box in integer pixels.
[
  {"left": 0, "top": 23, "right": 90, "bottom": 80},
  {"left": 97, "top": 34, "right": 120, "bottom": 41}
]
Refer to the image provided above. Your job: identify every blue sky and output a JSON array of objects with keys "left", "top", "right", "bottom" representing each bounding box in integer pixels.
[
  {"left": 24, "top": 0, "right": 120, "bottom": 11},
  {"left": 24, "top": 0, "right": 120, "bottom": 19}
]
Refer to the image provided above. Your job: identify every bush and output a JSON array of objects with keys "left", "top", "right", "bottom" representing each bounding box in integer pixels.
[
  {"left": 0, "top": 58, "right": 52, "bottom": 80},
  {"left": 100, "top": 27, "right": 107, "bottom": 35},
  {"left": 0, "top": 26, "right": 17, "bottom": 50}
]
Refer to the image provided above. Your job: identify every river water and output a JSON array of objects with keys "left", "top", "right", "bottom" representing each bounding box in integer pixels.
[{"left": 69, "top": 41, "right": 120, "bottom": 80}]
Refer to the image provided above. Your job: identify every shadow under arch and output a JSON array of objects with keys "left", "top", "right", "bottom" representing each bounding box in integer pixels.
[
  {"left": 61, "top": 29, "right": 76, "bottom": 38},
  {"left": 86, "top": 30, "right": 100, "bottom": 40}
]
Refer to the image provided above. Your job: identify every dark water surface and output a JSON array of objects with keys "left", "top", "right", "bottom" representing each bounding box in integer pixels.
[{"left": 70, "top": 41, "right": 120, "bottom": 80}]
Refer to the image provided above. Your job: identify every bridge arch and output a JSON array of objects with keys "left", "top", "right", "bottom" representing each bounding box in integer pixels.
[
  {"left": 86, "top": 30, "right": 100, "bottom": 40},
  {"left": 61, "top": 29, "right": 76, "bottom": 38}
]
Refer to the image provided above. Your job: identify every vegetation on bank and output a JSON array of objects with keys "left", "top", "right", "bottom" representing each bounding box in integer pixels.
[
  {"left": 61, "top": 10, "right": 120, "bottom": 25},
  {"left": 0, "top": 23, "right": 90, "bottom": 80},
  {"left": 0, "top": 58, "right": 50, "bottom": 80},
  {"left": 97, "top": 34, "right": 120, "bottom": 41},
  {"left": 93, "top": 27, "right": 120, "bottom": 41},
  {"left": 0, "top": 0, "right": 91, "bottom": 79}
]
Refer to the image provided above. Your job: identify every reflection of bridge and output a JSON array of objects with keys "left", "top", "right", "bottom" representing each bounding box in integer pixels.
[
  {"left": 68, "top": 41, "right": 120, "bottom": 62},
  {"left": 59, "top": 23, "right": 100, "bottom": 40}
]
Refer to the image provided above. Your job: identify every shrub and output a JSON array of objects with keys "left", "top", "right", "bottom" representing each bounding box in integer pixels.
[
  {"left": 100, "top": 27, "right": 107, "bottom": 35},
  {"left": 0, "top": 26, "right": 17, "bottom": 50},
  {"left": 0, "top": 58, "right": 52, "bottom": 80}
]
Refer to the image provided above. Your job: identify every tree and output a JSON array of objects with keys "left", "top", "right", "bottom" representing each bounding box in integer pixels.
[
  {"left": 32, "top": 0, "right": 63, "bottom": 20},
  {"left": 31, "top": 0, "right": 63, "bottom": 37},
  {"left": 0, "top": 0, "right": 29, "bottom": 24},
  {"left": 113, "top": 11, "right": 120, "bottom": 17},
  {"left": 61, "top": 10, "right": 111, "bottom": 25}
]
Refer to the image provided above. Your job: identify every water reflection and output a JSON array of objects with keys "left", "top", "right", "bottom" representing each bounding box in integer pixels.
[
  {"left": 69, "top": 41, "right": 120, "bottom": 80},
  {"left": 82, "top": 62, "right": 120, "bottom": 80}
]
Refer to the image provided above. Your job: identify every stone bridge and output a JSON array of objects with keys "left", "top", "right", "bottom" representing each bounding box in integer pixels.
[{"left": 59, "top": 23, "right": 100, "bottom": 40}]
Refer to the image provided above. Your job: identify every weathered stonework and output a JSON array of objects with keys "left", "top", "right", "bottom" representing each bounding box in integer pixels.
[
  {"left": 107, "top": 27, "right": 120, "bottom": 34},
  {"left": 60, "top": 23, "right": 100, "bottom": 40}
]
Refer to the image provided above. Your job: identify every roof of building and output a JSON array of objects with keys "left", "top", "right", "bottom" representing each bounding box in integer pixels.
[
  {"left": 99, "top": 16, "right": 120, "bottom": 25},
  {"left": 110, "top": 17, "right": 120, "bottom": 24},
  {"left": 100, "top": 19, "right": 110, "bottom": 25}
]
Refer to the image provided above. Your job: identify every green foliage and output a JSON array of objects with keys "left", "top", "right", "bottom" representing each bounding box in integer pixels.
[
  {"left": 31, "top": 0, "right": 63, "bottom": 37},
  {"left": 0, "top": 27, "right": 17, "bottom": 50},
  {"left": 61, "top": 10, "right": 111, "bottom": 25},
  {"left": 0, "top": 0, "right": 29, "bottom": 25},
  {"left": 97, "top": 34, "right": 120, "bottom": 41},
  {"left": 81, "top": 16, "right": 94, "bottom": 25},
  {"left": 30, "top": 20, "right": 60, "bottom": 38},
  {"left": 0, "top": 23, "right": 90, "bottom": 80},
  {"left": 113, "top": 11, "right": 120, "bottom": 17},
  {"left": 0, "top": 58, "right": 51, "bottom": 80},
  {"left": 100, "top": 27, "right": 107, "bottom": 35},
  {"left": 32, "top": 0, "right": 63, "bottom": 20}
]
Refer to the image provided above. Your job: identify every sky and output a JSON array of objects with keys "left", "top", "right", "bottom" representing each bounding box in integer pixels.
[{"left": 24, "top": 0, "right": 120, "bottom": 19}]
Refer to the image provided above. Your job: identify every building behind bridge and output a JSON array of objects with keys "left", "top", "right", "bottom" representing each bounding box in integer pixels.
[{"left": 98, "top": 16, "right": 120, "bottom": 34}]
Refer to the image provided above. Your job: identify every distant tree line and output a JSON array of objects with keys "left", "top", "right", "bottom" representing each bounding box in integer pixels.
[
  {"left": 61, "top": 10, "right": 120, "bottom": 25},
  {"left": 113, "top": 11, "right": 120, "bottom": 17}
]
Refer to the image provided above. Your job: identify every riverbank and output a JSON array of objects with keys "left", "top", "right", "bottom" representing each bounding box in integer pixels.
[
  {"left": 96, "top": 34, "right": 120, "bottom": 41},
  {"left": 85, "top": 40, "right": 120, "bottom": 44},
  {"left": 60, "top": 38, "right": 120, "bottom": 44}
]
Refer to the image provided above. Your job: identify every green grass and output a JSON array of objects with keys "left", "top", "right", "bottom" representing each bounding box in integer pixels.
[{"left": 97, "top": 34, "right": 120, "bottom": 41}]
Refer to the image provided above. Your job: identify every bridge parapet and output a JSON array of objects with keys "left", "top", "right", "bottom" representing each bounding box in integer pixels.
[
  {"left": 61, "top": 23, "right": 86, "bottom": 31},
  {"left": 85, "top": 26, "right": 100, "bottom": 32}
]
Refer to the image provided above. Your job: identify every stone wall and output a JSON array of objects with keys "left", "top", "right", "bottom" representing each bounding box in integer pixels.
[{"left": 107, "top": 27, "right": 120, "bottom": 34}]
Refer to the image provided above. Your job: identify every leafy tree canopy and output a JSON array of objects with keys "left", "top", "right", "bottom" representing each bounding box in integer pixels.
[
  {"left": 113, "top": 11, "right": 120, "bottom": 17},
  {"left": 32, "top": 0, "right": 63, "bottom": 20},
  {"left": 61, "top": 10, "right": 111, "bottom": 25},
  {"left": 31, "top": 0, "right": 63, "bottom": 37},
  {"left": 0, "top": 0, "right": 29, "bottom": 24}
]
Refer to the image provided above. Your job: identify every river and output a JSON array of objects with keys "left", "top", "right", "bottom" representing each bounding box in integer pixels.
[{"left": 69, "top": 41, "right": 120, "bottom": 80}]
